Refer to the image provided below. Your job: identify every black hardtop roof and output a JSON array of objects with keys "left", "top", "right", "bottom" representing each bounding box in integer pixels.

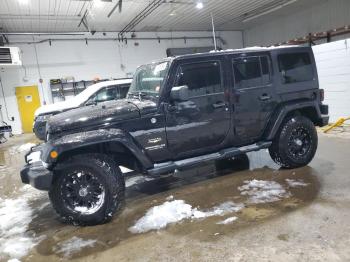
[{"left": 172, "top": 45, "right": 311, "bottom": 61}]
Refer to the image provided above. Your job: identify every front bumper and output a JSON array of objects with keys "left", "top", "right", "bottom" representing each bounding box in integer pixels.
[
  {"left": 20, "top": 161, "right": 53, "bottom": 191},
  {"left": 21, "top": 144, "right": 54, "bottom": 191}
]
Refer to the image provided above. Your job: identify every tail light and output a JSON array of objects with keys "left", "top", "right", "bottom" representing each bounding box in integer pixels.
[{"left": 320, "top": 89, "right": 324, "bottom": 102}]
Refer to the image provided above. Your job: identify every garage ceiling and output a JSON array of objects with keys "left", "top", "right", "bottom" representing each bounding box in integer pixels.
[{"left": 0, "top": 0, "right": 314, "bottom": 33}]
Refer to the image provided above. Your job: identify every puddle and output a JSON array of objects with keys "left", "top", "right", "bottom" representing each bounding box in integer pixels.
[{"left": 0, "top": 136, "right": 322, "bottom": 261}]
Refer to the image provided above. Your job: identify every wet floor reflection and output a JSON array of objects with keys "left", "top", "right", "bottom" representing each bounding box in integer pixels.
[{"left": 24, "top": 151, "right": 320, "bottom": 260}]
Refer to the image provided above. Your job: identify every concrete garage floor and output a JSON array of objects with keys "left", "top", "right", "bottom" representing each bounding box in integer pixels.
[{"left": 0, "top": 132, "right": 350, "bottom": 261}]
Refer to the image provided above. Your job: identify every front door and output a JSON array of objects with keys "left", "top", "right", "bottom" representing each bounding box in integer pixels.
[
  {"left": 15, "top": 85, "right": 41, "bottom": 133},
  {"left": 231, "top": 55, "right": 276, "bottom": 145},
  {"left": 165, "top": 59, "right": 231, "bottom": 157}
]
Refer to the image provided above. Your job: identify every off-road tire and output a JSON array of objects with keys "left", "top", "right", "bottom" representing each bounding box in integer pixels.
[
  {"left": 269, "top": 116, "right": 318, "bottom": 169},
  {"left": 49, "top": 154, "right": 125, "bottom": 226}
]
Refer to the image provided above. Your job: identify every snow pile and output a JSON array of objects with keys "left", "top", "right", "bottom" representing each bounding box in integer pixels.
[
  {"left": 285, "top": 179, "right": 309, "bottom": 188},
  {"left": 0, "top": 186, "right": 46, "bottom": 260},
  {"left": 10, "top": 143, "right": 36, "bottom": 154},
  {"left": 216, "top": 217, "right": 237, "bottom": 225},
  {"left": 55, "top": 236, "right": 97, "bottom": 257},
  {"left": 238, "top": 180, "right": 290, "bottom": 204},
  {"left": 129, "top": 200, "right": 243, "bottom": 233}
]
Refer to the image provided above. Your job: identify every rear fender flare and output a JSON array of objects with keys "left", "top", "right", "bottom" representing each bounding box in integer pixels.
[{"left": 265, "top": 101, "right": 321, "bottom": 140}]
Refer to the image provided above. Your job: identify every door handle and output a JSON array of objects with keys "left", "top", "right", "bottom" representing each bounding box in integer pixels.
[
  {"left": 259, "top": 94, "right": 271, "bottom": 101},
  {"left": 212, "top": 102, "right": 226, "bottom": 109}
]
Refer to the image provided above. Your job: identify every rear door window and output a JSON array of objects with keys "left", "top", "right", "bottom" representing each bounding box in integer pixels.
[
  {"left": 233, "top": 56, "right": 271, "bottom": 89},
  {"left": 278, "top": 52, "right": 314, "bottom": 84}
]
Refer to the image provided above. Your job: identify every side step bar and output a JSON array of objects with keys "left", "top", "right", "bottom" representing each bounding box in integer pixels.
[{"left": 147, "top": 141, "right": 272, "bottom": 176}]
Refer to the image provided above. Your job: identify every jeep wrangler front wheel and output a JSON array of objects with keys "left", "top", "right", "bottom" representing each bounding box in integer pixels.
[
  {"left": 269, "top": 116, "right": 318, "bottom": 169},
  {"left": 49, "top": 154, "right": 125, "bottom": 226}
]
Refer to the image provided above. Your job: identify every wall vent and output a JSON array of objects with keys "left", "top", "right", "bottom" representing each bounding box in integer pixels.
[{"left": 0, "top": 47, "right": 22, "bottom": 66}]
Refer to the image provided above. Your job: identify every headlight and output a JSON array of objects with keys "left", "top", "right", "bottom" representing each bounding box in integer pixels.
[{"left": 36, "top": 114, "right": 53, "bottom": 122}]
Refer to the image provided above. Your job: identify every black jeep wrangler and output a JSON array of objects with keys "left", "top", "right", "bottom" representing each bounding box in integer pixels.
[{"left": 21, "top": 46, "right": 329, "bottom": 225}]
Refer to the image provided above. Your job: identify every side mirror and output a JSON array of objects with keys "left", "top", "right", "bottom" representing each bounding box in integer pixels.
[
  {"left": 85, "top": 99, "right": 96, "bottom": 106},
  {"left": 170, "top": 85, "right": 189, "bottom": 102}
]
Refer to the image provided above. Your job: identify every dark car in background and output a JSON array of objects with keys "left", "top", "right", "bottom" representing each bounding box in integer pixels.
[{"left": 33, "top": 79, "right": 132, "bottom": 140}]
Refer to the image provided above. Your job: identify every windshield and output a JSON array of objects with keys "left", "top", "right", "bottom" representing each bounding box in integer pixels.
[{"left": 128, "top": 61, "right": 169, "bottom": 100}]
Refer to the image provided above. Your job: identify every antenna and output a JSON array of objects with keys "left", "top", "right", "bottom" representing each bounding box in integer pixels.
[{"left": 211, "top": 12, "right": 217, "bottom": 51}]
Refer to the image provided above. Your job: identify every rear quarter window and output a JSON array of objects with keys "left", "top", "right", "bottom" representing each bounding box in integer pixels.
[{"left": 278, "top": 52, "right": 314, "bottom": 84}]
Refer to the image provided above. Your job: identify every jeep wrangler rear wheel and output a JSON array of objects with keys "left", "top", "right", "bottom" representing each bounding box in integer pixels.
[
  {"left": 49, "top": 154, "right": 125, "bottom": 226},
  {"left": 269, "top": 116, "right": 318, "bottom": 169}
]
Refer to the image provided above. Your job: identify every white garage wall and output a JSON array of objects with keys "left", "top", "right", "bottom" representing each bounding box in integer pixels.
[
  {"left": 244, "top": 0, "right": 350, "bottom": 47},
  {"left": 313, "top": 38, "right": 350, "bottom": 122},
  {"left": 0, "top": 31, "right": 243, "bottom": 134}
]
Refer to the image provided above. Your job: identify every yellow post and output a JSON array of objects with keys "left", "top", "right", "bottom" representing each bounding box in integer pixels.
[{"left": 323, "top": 117, "right": 350, "bottom": 133}]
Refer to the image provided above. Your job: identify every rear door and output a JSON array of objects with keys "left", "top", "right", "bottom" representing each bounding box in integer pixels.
[
  {"left": 231, "top": 54, "right": 276, "bottom": 145},
  {"left": 165, "top": 57, "right": 231, "bottom": 157}
]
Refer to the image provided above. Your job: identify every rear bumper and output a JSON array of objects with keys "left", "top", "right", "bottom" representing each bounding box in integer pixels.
[
  {"left": 319, "top": 104, "right": 329, "bottom": 127},
  {"left": 20, "top": 161, "right": 53, "bottom": 191},
  {"left": 320, "top": 115, "right": 329, "bottom": 127}
]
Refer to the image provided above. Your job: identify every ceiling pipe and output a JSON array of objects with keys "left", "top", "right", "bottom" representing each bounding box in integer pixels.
[
  {"left": 1, "top": 32, "right": 86, "bottom": 36},
  {"left": 118, "top": 0, "right": 164, "bottom": 39},
  {"left": 8, "top": 36, "right": 226, "bottom": 45}
]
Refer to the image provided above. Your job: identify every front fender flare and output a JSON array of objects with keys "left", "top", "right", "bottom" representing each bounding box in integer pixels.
[{"left": 42, "top": 129, "right": 153, "bottom": 170}]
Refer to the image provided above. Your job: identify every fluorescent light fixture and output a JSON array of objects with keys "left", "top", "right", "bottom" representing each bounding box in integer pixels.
[
  {"left": 196, "top": 2, "right": 204, "bottom": 9},
  {"left": 93, "top": 0, "right": 103, "bottom": 8},
  {"left": 18, "top": 0, "right": 29, "bottom": 5},
  {"left": 243, "top": 0, "right": 298, "bottom": 23}
]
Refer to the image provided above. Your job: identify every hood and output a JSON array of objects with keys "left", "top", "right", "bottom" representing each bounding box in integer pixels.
[
  {"left": 47, "top": 98, "right": 157, "bottom": 134},
  {"left": 35, "top": 99, "right": 79, "bottom": 117}
]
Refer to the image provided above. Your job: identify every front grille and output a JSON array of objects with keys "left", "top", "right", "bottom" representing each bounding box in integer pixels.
[{"left": 0, "top": 48, "right": 12, "bottom": 64}]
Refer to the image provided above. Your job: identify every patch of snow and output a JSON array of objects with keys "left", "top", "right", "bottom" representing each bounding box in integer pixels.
[
  {"left": 125, "top": 175, "right": 154, "bottom": 187},
  {"left": 238, "top": 180, "right": 290, "bottom": 204},
  {"left": 129, "top": 200, "right": 243, "bottom": 234},
  {"left": 166, "top": 195, "right": 174, "bottom": 201},
  {"left": 216, "top": 216, "right": 238, "bottom": 225},
  {"left": 55, "top": 236, "right": 97, "bottom": 257},
  {"left": 192, "top": 202, "right": 244, "bottom": 219},
  {"left": 26, "top": 151, "right": 41, "bottom": 163},
  {"left": 10, "top": 143, "right": 36, "bottom": 155},
  {"left": 285, "top": 179, "right": 309, "bottom": 188},
  {"left": 119, "top": 166, "right": 133, "bottom": 174},
  {"left": 0, "top": 187, "right": 46, "bottom": 260},
  {"left": 8, "top": 259, "right": 21, "bottom": 262}
]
